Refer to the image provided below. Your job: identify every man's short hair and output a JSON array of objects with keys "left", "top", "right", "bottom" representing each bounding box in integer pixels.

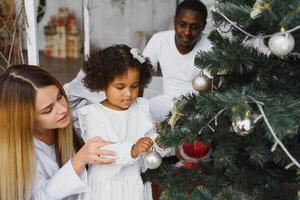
[{"left": 175, "top": 0, "right": 208, "bottom": 22}]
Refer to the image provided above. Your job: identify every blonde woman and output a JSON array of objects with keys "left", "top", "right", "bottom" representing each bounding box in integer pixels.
[{"left": 0, "top": 65, "right": 116, "bottom": 200}]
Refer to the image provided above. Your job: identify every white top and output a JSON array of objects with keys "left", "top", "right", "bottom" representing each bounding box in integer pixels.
[
  {"left": 143, "top": 30, "right": 212, "bottom": 99},
  {"left": 31, "top": 138, "right": 89, "bottom": 200},
  {"left": 77, "top": 98, "right": 155, "bottom": 200}
]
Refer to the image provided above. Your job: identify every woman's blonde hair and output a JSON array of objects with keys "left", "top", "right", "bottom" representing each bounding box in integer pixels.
[{"left": 0, "top": 65, "right": 75, "bottom": 200}]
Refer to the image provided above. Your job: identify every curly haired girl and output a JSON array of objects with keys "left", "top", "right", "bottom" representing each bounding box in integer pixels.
[{"left": 77, "top": 44, "right": 159, "bottom": 200}]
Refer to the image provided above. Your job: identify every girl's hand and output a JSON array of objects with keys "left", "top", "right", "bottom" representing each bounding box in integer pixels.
[
  {"left": 131, "top": 137, "right": 154, "bottom": 158},
  {"left": 71, "top": 136, "right": 116, "bottom": 175}
]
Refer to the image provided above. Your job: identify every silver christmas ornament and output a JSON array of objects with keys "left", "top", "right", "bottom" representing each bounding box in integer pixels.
[
  {"left": 144, "top": 151, "right": 162, "bottom": 169},
  {"left": 232, "top": 116, "right": 254, "bottom": 136},
  {"left": 192, "top": 73, "right": 212, "bottom": 92},
  {"left": 268, "top": 33, "right": 295, "bottom": 57}
]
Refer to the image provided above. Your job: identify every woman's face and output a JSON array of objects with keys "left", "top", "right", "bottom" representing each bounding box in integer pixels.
[{"left": 34, "top": 85, "right": 70, "bottom": 133}]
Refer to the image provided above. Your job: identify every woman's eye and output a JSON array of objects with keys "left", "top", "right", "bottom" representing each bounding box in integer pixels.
[
  {"left": 115, "top": 86, "right": 124, "bottom": 90},
  {"left": 43, "top": 107, "right": 53, "bottom": 114}
]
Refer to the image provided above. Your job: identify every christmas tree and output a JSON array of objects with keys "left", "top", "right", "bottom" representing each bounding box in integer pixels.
[{"left": 143, "top": 0, "right": 300, "bottom": 199}]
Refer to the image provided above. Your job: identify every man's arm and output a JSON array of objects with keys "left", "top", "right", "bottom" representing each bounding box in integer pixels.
[{"left": 143, "top": 33, "right": 160, "bottom": 71}]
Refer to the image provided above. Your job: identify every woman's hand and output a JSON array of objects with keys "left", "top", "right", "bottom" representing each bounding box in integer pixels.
[
  {"left": 131, "top": 137, "right": 154, "bottom": 158},
  {"left": 71, "top": 136, "right": 116, "bottom": 175}
]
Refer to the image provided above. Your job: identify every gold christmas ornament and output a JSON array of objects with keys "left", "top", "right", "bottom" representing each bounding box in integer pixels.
[
  {"left": 192, "top": 73, "right": 212, "bottom": 93},
  {"left": 250, "top": 0, "right": 264, "bottom": 19},
  {"left": 250, "top": 0, "right": 271, "bottom": 19}
]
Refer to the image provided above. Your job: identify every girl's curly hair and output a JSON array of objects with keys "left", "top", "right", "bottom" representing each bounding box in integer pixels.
[{"left": 83, "top": 44, "right": 153, "bottom": 92}]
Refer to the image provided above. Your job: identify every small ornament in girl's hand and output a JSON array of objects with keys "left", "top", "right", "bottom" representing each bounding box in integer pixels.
[{"left": 144, "top": 150, "right": 162, "bottom": 169}]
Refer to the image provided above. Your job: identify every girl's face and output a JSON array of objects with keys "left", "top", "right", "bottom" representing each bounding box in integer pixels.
[
  {"left": 34, "top": 85, "right": 70, "bottom": 134},
  {"left": 103, "top": 68, "right": 140, "bottom": 111}
]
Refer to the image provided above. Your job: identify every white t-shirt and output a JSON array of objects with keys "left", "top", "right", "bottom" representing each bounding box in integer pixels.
[
  {"left": 32, "top": 138, "right": 88, "bottom": 199},
  {"left": 77, "top": 98, "right": 155, "bottom": 200},
  {"left": 142, "top": 30, "right": 212, "bottom": 123},
  {"left": 143, "top": 30, "right": 212, "bottom": 98}
]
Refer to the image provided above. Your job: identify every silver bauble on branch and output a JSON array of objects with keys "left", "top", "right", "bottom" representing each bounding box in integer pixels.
[
  {"left": 268, "top": 33, "right": 295, "bottom": 57},
  {"left": 232, "top": 116, "right": 254, "bottom": 136},
  {"left": 144, "top": 150, "right": 162, "bottom": 169},
  {"left": 192, "top": 73, "right": 212, "bottom": 93}
]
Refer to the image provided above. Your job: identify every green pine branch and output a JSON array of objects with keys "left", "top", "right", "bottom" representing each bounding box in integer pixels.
[{"left": 213, "top": 1, "right": 300, "bottom": 38}]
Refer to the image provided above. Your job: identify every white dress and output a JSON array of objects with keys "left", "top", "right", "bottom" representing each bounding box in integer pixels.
[
  {"left": 31, "top": 138, "right": 89, "bottom": 200},
  {"left": 143, "top": 30, "right": 212, "bottom": 122},
  {"left": 77, "top": 98, "right": 155, "bottom": 200}
]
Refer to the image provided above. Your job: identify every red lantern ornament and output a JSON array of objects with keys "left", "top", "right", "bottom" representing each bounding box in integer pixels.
[
  {"left": 175, "top": 140, "right": 212, "bottom": 169},
  {"left": 182, "top": 140, "right": 211, "bottom": 158}
]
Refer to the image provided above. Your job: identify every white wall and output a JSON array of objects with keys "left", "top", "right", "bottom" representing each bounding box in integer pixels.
[
  {"left": 36, "top": 0, "right": 176, "bottom": 50},
  {"left": 36, "top": 0, "right": 216, "bottom": 50},
  {"left": 88, "top": 0, "right": 176, "bottom": 49}
]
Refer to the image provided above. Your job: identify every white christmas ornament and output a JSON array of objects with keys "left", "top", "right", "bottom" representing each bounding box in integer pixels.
[
  {"left": 268, "top": 33, "right": 295, "bottom": 57},
  {"left": 144, "top": 151, "right": 162, "bottom": 169}
]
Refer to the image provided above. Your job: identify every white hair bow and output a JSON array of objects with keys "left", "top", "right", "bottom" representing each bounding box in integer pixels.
[{"left": 130, "top": 48, "right": 146, "bottom": 64}]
